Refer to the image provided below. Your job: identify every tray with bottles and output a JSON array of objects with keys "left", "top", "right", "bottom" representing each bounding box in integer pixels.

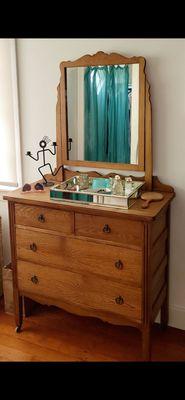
[{"left": 50, "top": 175, "right": 145, "bottom": 209}]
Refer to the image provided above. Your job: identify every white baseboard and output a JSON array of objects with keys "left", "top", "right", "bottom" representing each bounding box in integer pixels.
[
  {"left": 168, "top": 305, "right": 185, "bottom": 331},
  {"left": 155, "top": 305, "right": 185, "bottom": 331}
]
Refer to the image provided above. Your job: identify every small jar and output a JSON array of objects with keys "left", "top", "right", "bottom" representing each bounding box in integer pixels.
[
  {"left": 78, "top": 174, "right": 89, "bottom": 188},
  {"left": 125, "top": 177, "right": 133, "bottom": 193},
  {"left": 112, "top": 175, "right": 123, "bottom": 195}
]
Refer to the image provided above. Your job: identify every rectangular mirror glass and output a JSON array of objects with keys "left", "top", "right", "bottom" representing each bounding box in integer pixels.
[{"left": 66, "top": 63, "right": 139, "bottom": 165}]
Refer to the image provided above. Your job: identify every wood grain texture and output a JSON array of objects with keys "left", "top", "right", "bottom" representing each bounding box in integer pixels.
[
  {"left": 152, "top": 257, "right": 167, "bottom": 303},
  {"left": 161, "top": 206, "right": 171, "bottom": 329},
  {"left": 152, "top": 285, "right": 167, "bottom": 322},
  {"left": 63, "top": 168, "right": 146, "bottom": 181},
  {"left": 142, "top": 221, "right": 152, "bottom": 360},
  {"left": 4, "top": 184, "right": 175, "bottom": 221},
  {"left": 145, "top": 80, "right": 152, "bottom": 190},
  {"left": 152, "top": 176, "right": 175, "bottom": 193},
  {"left": 141, "top": 192, "right": 164, "bottom": 209},
  {"left": 55, "top": 83, "right": 64, "bottom": 182},
  {"left": 60, "top": 51, "right": 145, "bottom": 68},
  {"left": 17, "top": 260, "right": 142, "bottom": 324},
  {"left": 151, "top": 211, "right": 166, "bottom": 245},
  {"left": 75, "top": 213, "right": 144, "bottom": 250},
  {"left": 15, "top": 203, "right": 74, "bottom": 234},
  {"left": 8, "top": 202, "right": 23, "bottom": 330},
  {"left": 3, "top": 180, "right": 175, "bottom": 361},
  {"left": 1, "top": 300, "right": 185, "bottom": 362},
  {"left": 16, "top": 228, "right": 143, "bottom": 287},
  {"left": 151, "top": 229, "right": 167, "bottom": 275}
]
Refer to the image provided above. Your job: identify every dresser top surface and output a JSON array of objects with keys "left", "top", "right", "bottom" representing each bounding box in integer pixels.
[{"left": 4, "top": 184, "right": 174, "bottom": 221}]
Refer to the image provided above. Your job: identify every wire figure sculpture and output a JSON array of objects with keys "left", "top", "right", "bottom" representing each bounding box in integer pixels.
[{"left": 26, "top": 137, "right": 62, "bottom": 186}]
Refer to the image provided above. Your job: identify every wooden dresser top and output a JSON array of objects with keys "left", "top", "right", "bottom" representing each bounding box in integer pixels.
[{"left": 4, "top": 183, "right": 175, "bottom": 222}]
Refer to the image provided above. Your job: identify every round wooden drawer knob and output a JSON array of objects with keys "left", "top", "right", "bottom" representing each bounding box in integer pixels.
[
  {"left": 38, "top": 214, "right": 45, "bottom": 223},
  {"left": 115, "top": 296, "right": 124, "bottom": 305},
  {"left": 31, "top": 275, "right": 39, "bottom": 284},
  {"left": 115, "top": 260, "right": 123, "bottom": 270},
  {"left": 30, "top": 243, "right": 37, "bottom": 252},
  {"left": 103, "top": 224, "right": 111, "bottom": 233}
]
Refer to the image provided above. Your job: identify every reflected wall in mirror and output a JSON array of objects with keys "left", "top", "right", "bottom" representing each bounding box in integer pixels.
[{"left": 66, "top": 63, "right": 139, "bottom": 165}]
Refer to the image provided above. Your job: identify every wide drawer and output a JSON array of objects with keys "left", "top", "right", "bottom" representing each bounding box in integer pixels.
[
  {"left": 75, "top": 213, "right": 144, "bottom": 249},
  {"left": 16, "top": 228, "right": 142, "bottom": 287},
  {"left": 17, "top": 260, "right": 142, "bottom": 322},
  {"left": 15, "top": 204, "right": 74, "bottom": 234}
]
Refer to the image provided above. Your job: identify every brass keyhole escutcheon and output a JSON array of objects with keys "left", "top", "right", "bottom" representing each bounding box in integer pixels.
[
  {"left": 30, "top": 243, "right": 37, "bottom": 252},
  {"left": 115, "top": 260, "right": 123, "bottom": 270},
  {"left": 38, "top": 214, "right": 45, "bottom": 223},
  {"left": 103, "top": 224, "right": 111, "bottom": 233},
  {"left": 115, "top": 296, "right": 124, "bottom": 305},
  {"left": 31, "top": 275, "right": 39, "bottom": 284}
]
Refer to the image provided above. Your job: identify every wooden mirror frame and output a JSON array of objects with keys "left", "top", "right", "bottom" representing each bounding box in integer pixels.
[{"left": 56, "top": 51, "right": 152, "bottom": 190}]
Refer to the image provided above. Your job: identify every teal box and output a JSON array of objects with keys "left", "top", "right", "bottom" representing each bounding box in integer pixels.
[{"left": 91, "top": 178, "right": 110, "bottom": 190}]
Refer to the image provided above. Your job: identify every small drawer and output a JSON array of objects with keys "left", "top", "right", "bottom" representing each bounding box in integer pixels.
[
  {"left": 16, "top": 229, "right": 142, "bottom": 287},
  {"left": 15, "top": 204, "right": 74, "bottom": 234},
  {"left": 17, "top": 260, "right": 142, "bottom": 323},
  {"left": 75, "top": 213, "right": 144, "bottom": 249}
]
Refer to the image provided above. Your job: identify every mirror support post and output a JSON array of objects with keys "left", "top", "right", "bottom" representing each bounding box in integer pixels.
[{"left": 144, "top": 80, "right": 152, "bottom": 191}]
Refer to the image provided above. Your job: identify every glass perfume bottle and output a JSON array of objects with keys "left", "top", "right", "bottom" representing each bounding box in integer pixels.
[
  {"left": 112, "top": 175, "right": 123, "bottom": 195},
  {"left": 125, "top": 177, "right": 133, "bottom": 194},
  {"left": 108, "top": 177, "right": 114, "bottom": 192}
]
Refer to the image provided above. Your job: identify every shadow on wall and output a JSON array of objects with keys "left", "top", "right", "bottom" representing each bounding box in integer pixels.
[{"left": 167, "top": 186, "right": 185, "bottom": 329}]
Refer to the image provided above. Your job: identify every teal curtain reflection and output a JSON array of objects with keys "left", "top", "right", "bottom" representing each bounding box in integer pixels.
[
  {"left": 84, "top": 66, "right": 108, "bottom": 161},
  {"left": 84, "top": 65, "right": 130, "bottom": 163}
]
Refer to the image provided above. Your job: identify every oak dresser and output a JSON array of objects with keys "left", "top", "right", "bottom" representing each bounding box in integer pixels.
[
  {"left": 4, "top": 51, "right": 175, "bottom": 361},
  {"left": 4, "top": 177, "right": 174, "bottom": 361}
]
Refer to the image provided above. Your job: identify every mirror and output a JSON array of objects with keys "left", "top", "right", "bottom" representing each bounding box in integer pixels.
[
  {"left": 57, "top": 52, "right": 147, "bottom": 173},
  {"left": 66, "top": 64, "right": 139, "bottom": 164}
]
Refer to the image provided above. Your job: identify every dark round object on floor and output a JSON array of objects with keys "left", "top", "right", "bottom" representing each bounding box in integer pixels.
[{"left": 35, "top": 183, "right": 44, "bottom": 191}]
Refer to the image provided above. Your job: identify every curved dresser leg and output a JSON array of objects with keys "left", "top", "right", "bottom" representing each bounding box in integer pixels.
[
  {"left": 161, "top": 205, "right": 170, "bottom": 331},
  {"left": 15, "top": 325, "right": 22, "bottom": 333},
  {"left": 160, "top": 295, "right": 168, "bottom": 330},
  {"left": 15, "top": 295, "right": 23, "bottom": 333},
  {"left": 142, "top": 324, "right": 151, "bottom": 361}
]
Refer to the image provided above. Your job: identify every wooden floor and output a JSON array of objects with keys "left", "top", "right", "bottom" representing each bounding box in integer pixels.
[{"left": 0, "top": 302, "right": 185, "bottom": 362}]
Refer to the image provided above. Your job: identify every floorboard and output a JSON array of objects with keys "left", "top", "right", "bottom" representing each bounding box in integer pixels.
[{"left": 0, "top": 302, "right": 185, "bottom": 362}]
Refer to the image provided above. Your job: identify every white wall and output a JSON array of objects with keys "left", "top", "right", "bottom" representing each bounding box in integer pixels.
[
  {"left": 15, "top": 38, "right": 185, "bottom": 330},
  {"left": 0, "top": 39, "right": 17, "bottom": 185}
]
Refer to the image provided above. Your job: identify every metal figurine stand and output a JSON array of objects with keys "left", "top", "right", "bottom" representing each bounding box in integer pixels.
[{"left": 26, "top": 136, "right": 61, "bottom": 186}]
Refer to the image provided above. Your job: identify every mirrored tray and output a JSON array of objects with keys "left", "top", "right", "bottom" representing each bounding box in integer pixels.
[{"left": 50, "top": 176, "right": 145, "bottom": 209}]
